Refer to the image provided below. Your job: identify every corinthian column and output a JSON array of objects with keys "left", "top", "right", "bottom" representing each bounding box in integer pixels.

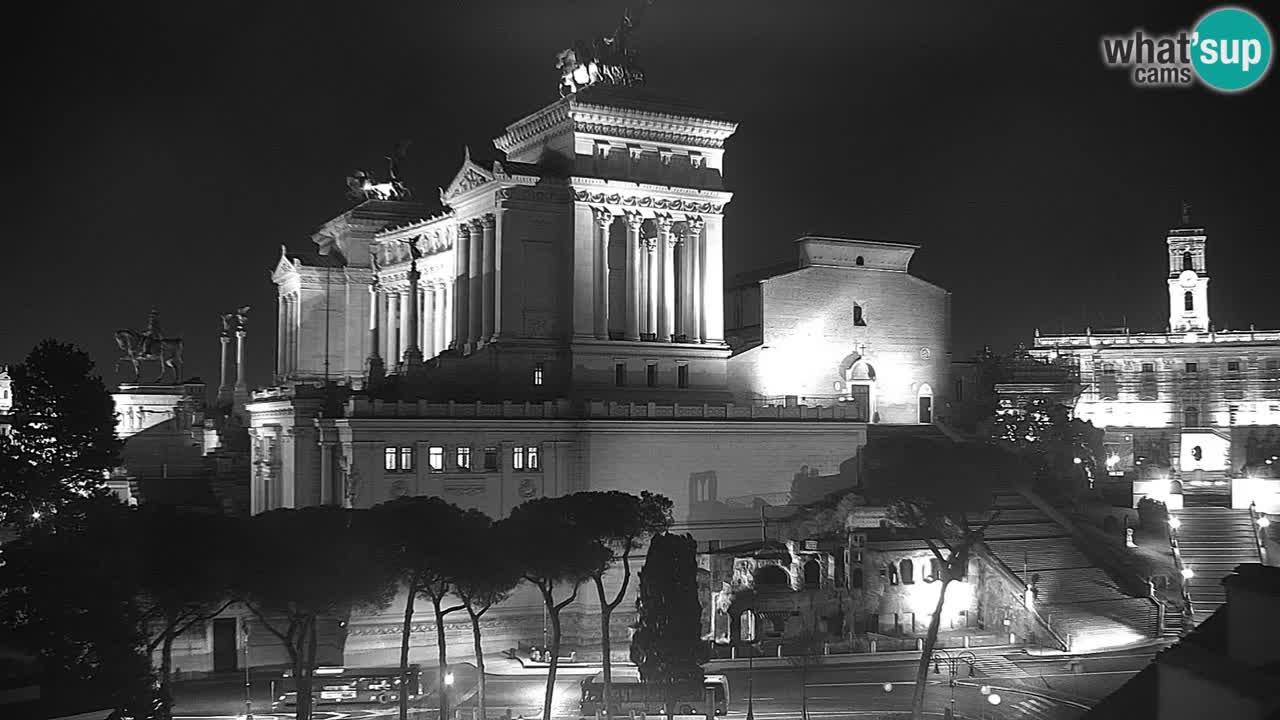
[
  {"left": 387, "top": 291, "right": 400, "bottom": 362},
  {"left": 403, "top": 257, "right": 423, "bottom": 369},
  {"left": 481, "top": 214, "right": 496, "bottom": 342},
  {"left": 645, "top": 238, "right": 659, "bottom": 337},
  {"left": 468, "top": 218, "right": 483, "bottom": 350},
  {"left": 686, "top": 217, "right": 705, "bottom": 343},
  {"left": 593, "top": 207, "right": 612, "bottom": 339},
  {"left": 218, "top": 332, "right": 232, "bottom": 402},
  {"left": 234, "top": 328, "right": 247, "bottom": 391},
  {"left": 657, "top": 215, "right": 676, "bottom": 342},
  {"left": 276, "top": 296, "right": 286, "bottom": 380},
  {"left": 624, "top": 212, "right": 642, "bottom": 341},
  {"left": 435, "top": 284, "right": 447, "bottom": 354},
  {"left": 454, "top": 223, "right": 470, "bottom": 351}
]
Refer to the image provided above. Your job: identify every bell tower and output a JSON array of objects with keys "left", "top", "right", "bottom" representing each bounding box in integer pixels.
[{"left": 1166, "top": 206, "right": 1209, "bottom": 333}]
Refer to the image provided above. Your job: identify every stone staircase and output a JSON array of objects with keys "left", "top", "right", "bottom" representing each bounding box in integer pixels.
[
  {"left": 975, "top": 492, "right": 1160, "bottom": 652},
  {"left": 1172, "top": 507, "right": 1262, "bottom": 625}
]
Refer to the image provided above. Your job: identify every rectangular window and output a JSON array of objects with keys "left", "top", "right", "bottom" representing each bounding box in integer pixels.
[
  {"left": 1185, "top": 362, "right": 1198, "bottom": 373},
  {"left": 678, "top": 364, "right": 690, "bottom": 389},
  {"left": 1142, "top": 363, "right": 1155, "bottom": 373},
  {"left": 533, "top": 362, "right": 544, "bottom": 386},
  {"left": 384, "top": 447, "right": 397, "bottom": 472},
  {"left": 483, "top": 446, "right": 499, "bottom": 471},
  {"left": 399, "top": 447, "right": 414, "bottom": 472},
  {"left": 615, "top": 362, "right": 627, "bottom": 387},
  {"left": 646, "top": 363, "right": 657, "bottom": 387},
  {"left": 513, "top": 446, "right": 525, "bottom": 470},
  {"left": 1228, "top": 360, "right": 1241, "bottom": 372},
  {"left": 456, "top": 446, "right": 471, "bottom": 471},
  {"left": 428, "top": 446, "right": 444, "bottom": 472},
  {"left": 527, "top": 445, "right": 539, "bottom": 470}
]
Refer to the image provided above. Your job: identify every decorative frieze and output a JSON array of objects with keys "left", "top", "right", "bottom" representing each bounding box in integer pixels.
[{"left": 573, "top": 190, "right": 724, "bottom": 215}]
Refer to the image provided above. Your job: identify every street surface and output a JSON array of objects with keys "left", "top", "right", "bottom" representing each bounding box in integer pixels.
[{"left": 171, "top": 647, "right": 1160, "bottom": 720}]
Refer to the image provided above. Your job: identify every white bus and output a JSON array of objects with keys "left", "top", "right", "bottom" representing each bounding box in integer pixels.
[{"left": 578, "top": 668, "right": 728, "bottom": 717}]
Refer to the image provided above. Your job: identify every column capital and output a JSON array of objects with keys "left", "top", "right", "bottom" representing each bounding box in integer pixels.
[
  {"left": 685, "top": 216, "right": 705, "bottom": 236},
  {"left": 458, "top": 221, "right": 473, "bottom": 237},
  {"left": 655, "top": 214, "right": 675, "bottom": 232},
  {"left": 235, "top": 329, "right": 247, "bottom": 340},
  {"left": 625, "top": 211, "right": 645, "bottom": 231},
  {"left": 642, "top": 237, "right": 659, "bottom": 253},
  {"left": 593, "top": 206, "right": 615, "bottom": 229},
  {"left": 481, "top": 213, "right": 497, "bottom": 229}
]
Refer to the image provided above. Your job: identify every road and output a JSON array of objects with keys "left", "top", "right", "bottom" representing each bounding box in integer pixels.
[{"left": 171, "top": 647, "right": 1159, "bottom": 720}]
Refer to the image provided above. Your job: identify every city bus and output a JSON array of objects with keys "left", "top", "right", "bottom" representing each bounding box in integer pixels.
[
  {"left": 579, "top": 669, "right": 729, "bottom": 717},
  {"left": 274, "top": 665, "right": 423, "bottom": 708}
]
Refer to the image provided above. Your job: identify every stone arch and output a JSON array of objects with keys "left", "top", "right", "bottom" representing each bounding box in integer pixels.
[
  {"left": 1183, "top": 251, "right": 1193, "bottom": 271},
  {"left": 1169, "top": 480, "right": 1184, "bottom": 495},
  {"left": 754, "top": 564, "right": 790, "bottom": 589}
]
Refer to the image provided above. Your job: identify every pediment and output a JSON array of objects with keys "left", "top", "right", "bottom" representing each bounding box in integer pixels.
[
  {"left": 271, "top": 245, "right": 299, "bottom": 283},
  {"left": 441, "top": 147, "right": 495, "bottom": 203}
]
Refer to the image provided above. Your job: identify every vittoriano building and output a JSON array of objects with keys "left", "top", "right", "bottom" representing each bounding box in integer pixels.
[{"left": 237, "top": 84, "right": 955, "bottom": 667}]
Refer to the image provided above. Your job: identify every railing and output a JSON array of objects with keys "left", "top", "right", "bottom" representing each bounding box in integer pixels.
[
  {"left": 584, "top": 400, "right": 867, "bottom": 421},
  {"left": 345, "top": 398, "right": 571, "bottom": 418},
  {"left": 1168, "top": 518, "right": 1195, "bottom": 624}
]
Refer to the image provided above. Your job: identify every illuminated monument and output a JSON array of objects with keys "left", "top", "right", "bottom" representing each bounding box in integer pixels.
[
  {"left": 244, "top": 5, "right": 955, "bottom": 667},
  {"left": 1030, "top": 209, "right": 1280, "bottom": 512}
]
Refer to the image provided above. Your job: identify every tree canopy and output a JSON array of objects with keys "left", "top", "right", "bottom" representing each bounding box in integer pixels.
[{"left": 630, "top": 532, "right": 706, "bottom": 704}]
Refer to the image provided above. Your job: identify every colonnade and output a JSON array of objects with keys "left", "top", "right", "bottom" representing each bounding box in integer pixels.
[
  {"left": 370, "top": 281, "right": 454, "bottom": 365},
  {"left": 276, "top": 291, "right": 299, "bottom": 377},
  {"left": 593, "top": 210, "right": 709, "bottom": 343}
]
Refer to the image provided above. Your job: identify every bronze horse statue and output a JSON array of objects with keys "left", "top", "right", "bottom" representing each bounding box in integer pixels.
[{"left": 114, "top": 329, "right": 184, "bottom": 384}]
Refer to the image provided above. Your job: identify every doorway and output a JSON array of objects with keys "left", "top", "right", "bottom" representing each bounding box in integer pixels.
[
  {"left": 918, "top": 396, "right": 933, "bottom": 423},
  {"left": 212, "top": 617, "right": 238, "bottom": 672}
]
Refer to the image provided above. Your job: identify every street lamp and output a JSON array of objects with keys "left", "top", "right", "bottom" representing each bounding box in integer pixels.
[
  {"left": 931, "top": 649, "right": 976, "bottom": 720},
  {"left": 1181, "top": 566, "right": 1195, "bottom": 580},
  {"left": 1168, "top": 516, "right": 1182, "bottom": 530},
  {"left": 243, "top": 623, "right": 253, "bottom": 720}
]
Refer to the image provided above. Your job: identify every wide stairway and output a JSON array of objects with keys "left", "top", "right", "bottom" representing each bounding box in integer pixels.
[
  {"left": 1173, "top": 507, "right": 1262, "bottom": 625},
  {"left": 975, "top": 492, "right": 1160, "bottom": 652}
]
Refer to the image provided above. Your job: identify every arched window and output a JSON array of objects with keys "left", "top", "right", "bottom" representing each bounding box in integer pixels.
[
  {"left": 803, "top": 559, "right": 821, "bottom": 588},
  {"left": 1183, "top": 251, "right": 1193, "bottom": 271},
  {"left": 855, "top": 255, "right": 865, "bottom": 266},
  {"left": 1184, "top": 291, "right": 1194, "bottom": 312},
  {"left": 1184, "top": 406, "right": 1199, "bottom": 427},
  {"left": 887, "top": 563, "right": 899, "bottom": 586},
  {"left": 899, "top": 559, "right": 915, "bottom": 585},
  {"left": 853, "top": 305, "right": 866, "bottom": 326}
]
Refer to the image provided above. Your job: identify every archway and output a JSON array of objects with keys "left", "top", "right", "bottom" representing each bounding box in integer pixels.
[
  {"left": 754, "top": 564, "right": 790, "bottom": 589},
  {"left": 803, "top": 559, "right": 821, "bottom": 588},
  {"left": 917, "top": 383, "right": 934, "bottom": 423},
  {"left": 841, "top": 356, "right": 877, "bottom": 422}
]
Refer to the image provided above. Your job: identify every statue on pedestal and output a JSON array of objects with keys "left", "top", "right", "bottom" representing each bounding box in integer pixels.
[
  {"left": 557, "top": 0, "right": 656, "bottom": 96},
  {"left": 346, "top": 141, "right": 413, "bottom": 201},
  {"left": 114, "top": 308, "right": 185, "bottom": 384}
]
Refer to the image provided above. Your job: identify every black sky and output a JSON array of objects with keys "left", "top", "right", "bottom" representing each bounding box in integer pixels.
[{"left": 4, "top": 1, "right": 1278, "bottom": 388}]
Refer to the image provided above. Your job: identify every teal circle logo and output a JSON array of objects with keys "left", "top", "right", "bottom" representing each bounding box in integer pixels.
[{"left": 1192, "top": 7, "right": 1273, "bottom": 92}]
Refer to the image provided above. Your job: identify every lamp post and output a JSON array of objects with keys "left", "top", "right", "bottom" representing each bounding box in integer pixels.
[
  {"left": 243, "top": 623, "right": 253, "bottom": 720},
  {"left": 931, "top": 649, "right": 976, "bottom": 720},
  {"left": 744, "top": 611, "right": 757, "bottom": 720},
  {"left": 443, "top": 667, "right": 454, "bottom": 720}
]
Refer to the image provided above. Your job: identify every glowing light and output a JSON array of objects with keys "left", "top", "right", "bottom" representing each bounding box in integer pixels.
[
  {"left": 1168, "top": 517, "right": 1181, "bottom": 530},
  {"left": 988, "top": 693, "right": 1002, "bottom": 706},
  {"left": 1258, "top": 516, "right": 1271, "bottom": 528},
  {"left": 315, "top": 667, "right": 345, "bottom": 675},
  {"left": 30, "top": 511, "right": 40, "bottom": 520},
  {"left": 1073, "top": 457, "right": 1083, "bottom": 465},
  {"left": 444, "top": 672, "right": 454, "bottom": 686},
  {"left": 1069, "top": 627, "right": 1145, "bottom": 653},
  {"left": 979, "top": 685, "right": 991, "bottom": 695},
  {"left": 882, "top": 682, "right": 893, "bottom": 693},
  {"left": 1107, "top": 454, "right": 1120, "bottom": 468},
  {"left": 1181, "top": 566, "right": 1195, "bottom": 579}
]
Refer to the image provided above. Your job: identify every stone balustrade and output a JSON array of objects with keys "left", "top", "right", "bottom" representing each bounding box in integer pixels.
[
  {"left": 344, "top": 398, "right": 571, "bottom": 418},
  {"left": 1035, "top": 328, "right": 1280, "bottom": 347},
  {"left": 334, "top": 397, "right": 868, "bottom": 421},
  {"left": 583, "top": 400, "right": 865, "bottom": 421}
]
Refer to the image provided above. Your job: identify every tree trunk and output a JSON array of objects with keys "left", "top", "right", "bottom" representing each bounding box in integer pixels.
[
  {"left": 470, "top": 609, "right": 487, "bottom": 720},
  {"left": 400, "top": 584, "right": 416, "bottom": 720},
  {"left": 434, "top": 597, "right": 450, "bottom": 720},
  {"left": 594, "top": 575, "right": 614, "bottom": 717},
  {"left": 911, "top": 578, "right": 951, "bottom": 720},
  {"left": 303, "top": 617, "right": 319, "bottom": 720},
  {"left": 542, "top": 590, "right": 561, "bottom": 720},
  {"left": 159, "top": 631, "right": 175, "bottom": 720},
  {"left": 290, "top": 625, "right": 310, "bottom": 720}
]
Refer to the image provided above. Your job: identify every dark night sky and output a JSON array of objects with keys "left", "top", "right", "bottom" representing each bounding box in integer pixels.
[{"left": 4, "top": 1, "right": 1278, "bottom": 390}]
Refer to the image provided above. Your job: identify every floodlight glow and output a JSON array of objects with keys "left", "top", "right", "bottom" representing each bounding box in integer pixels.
[
  {"left": 1258, "top": 516, "right": 1271, "bottom": 528},
  {"left": 1181, "top": 566, "right": 1195, "bottom": 579},
  {"left": 1168, "top": 517, "right": 1181, "bottom": 529},
  {"left": 444, "top": 672, "right": 454, "bottom": 686},
  {"left": 988, "top": 693, "right": 1002, "bottom": 706},
  {"left": 1073, "top": 457, "right": 1083, "bottom": 465},
  {"left": 31, "top": 511, "right": 40, "bottom": 520},
  {"left": 979, "top": 685, "right": 991, "bottom": 695},
  {"left": 882, "top": 682, "right": 893, "bottom": 693}
]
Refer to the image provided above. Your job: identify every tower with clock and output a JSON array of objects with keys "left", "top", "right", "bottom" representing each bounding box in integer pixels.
[{"left": 1166, "top": 221, "right": 1210, "bottom": 333}]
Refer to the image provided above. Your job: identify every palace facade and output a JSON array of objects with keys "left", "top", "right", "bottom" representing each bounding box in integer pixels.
[
  {"left": 242, "top": 87, "right": 954, "bottom": 668},
  {"left": 1029, "top": 221, "right": 1280, "bottom": 511}
]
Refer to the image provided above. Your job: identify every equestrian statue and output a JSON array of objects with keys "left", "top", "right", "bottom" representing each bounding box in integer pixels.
[{"left": 114, "top": 308, "right": 185, "bottom": 384}]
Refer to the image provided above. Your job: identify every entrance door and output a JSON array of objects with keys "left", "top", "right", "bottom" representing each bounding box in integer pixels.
[
  {"left": 212, "top": 618, "right": 238, "bottom": 672},
  {"left": 848, "top": 384, "right": 871, "bottom": 421},
  {"left": 918, "top": 396, "right": 933, "bottom": 423}
]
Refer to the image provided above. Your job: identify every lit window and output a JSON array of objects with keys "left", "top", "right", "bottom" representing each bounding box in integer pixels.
[
  {"left": 1184, "top": 291, "right": 1194, "bottom": 312},
  {"left": 646, "top": 364, "right": 657, "bottom": 387},
  {"left": 677, "top": 364, "right": 689, "bottom": 389},
  {"left": 513, "top": 446, "right": 525, "bottom": 470},
  {"left": 484, "top": 447, "right": 499, "bottom": 471},
  {"left": 527, "top": 445, "right": 539, "bottom": 470},
  {"left": 399, "top": 447, "right": 414, "bottom": 472},
  {"left": 615, "top": 362, "right": 626, "bottom": 387},
  {"left": 1227, "top": 360, "right": 1240, "bottom": 372},
  {"left": 533, "top": 362, "right": 544, "bottom": 386},
  {"left": 428, "top": 446, "right": 444, "bottom": 472},
  {"left": 456, "top": 447, "right": 471, "bottom": 471},
  {"left": 384, "top": 447, "right": 397, "bottom": 472},
  {"left": 1185, "top": 362, "right": 1198, "bottom": 373}
]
